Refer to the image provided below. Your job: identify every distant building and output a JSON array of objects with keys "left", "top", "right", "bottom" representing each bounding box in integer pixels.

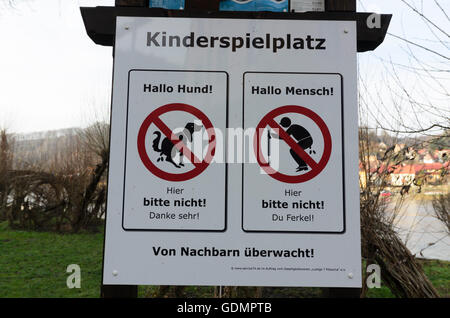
[
  {"left": 417, "top": 149, "right": 427, "bottom": 156},
  {"left": 389, "top": 162, "right": 448, "bottom": 186},
  {"left": 391, "top": 165, "right": 415, "bottom": 186},
  {"left": 415, "top": 162, "right": 449, "bottom": 185},
  {"left": 423, "top": 154, "right": 434, "bottom": 164}
]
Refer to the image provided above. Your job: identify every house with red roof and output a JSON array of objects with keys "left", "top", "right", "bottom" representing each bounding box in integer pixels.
[
  {"left": 391, "top": 165, "right": 416, "bottom": 186},
  {"left": 390, "top": 162, "right": 449, "bottom": 186}
]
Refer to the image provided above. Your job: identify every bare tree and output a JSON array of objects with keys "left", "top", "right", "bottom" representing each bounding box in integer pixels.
[
  {"left": 0, "top": 129, "right": 14, "bottom": 221},
  {"left": 356, "top": 0, "right": 449, "bottom": 297},
  {"left": 432, "top": 193, "right": 450, "bottom": 234},
  {"left": 0, "top": 121, "right": 110, "bottom": 232},
  {"left": 71, "top": 121, "right": 110, "bottom": 232},
  {"left": 0, "top": 0, "right": 35, "bottom": 14},
  {"left": 358, "top": 0, "right": 449, "bottom": 138},
  {"left": 358, "top": 126, "right": 440, "bottom": 298}
]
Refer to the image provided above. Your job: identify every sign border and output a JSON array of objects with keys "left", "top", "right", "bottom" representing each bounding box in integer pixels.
[
  {"left": 241, "top": 71, "right": 346, "bottom": 234},
  {"left": 122, "top": 69, "right": 229, "bottom": 232}
]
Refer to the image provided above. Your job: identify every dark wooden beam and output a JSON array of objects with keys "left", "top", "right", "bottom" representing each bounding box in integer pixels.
[
  {"left": 325, "top": 0, "right": 356, "bottom": 12},
  {"left": 323, "top": 287, "right": 361, "bottom": 298},
  {"left": 185, "top": 0, "right": 220, "bottom": 11},
  {"left": 115, "top": 0, "right": 148, "bottom": 6},
  {"left": 80, "top": 7, "right": 391, "bottom": 52},
  {"left": 115, "top": 0, "right": 221, "bottom": 10}
]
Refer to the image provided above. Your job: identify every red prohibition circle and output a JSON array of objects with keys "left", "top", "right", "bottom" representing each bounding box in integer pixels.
[
  {"left": 137, "top": 103, "right": 216, "bottom": 182},
  {"left": 254, "top": 105, "right": 332, "bottom": 184}
]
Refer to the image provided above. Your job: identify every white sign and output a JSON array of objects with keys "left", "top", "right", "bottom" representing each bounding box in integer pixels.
[
  {"left": 104, "top": 16, "right": 361, "bottom": 287},
  {"left": 123, "top": 70, "right": 227, "bottom": 231},
  {"left": 243, "top": 72, "right": 344, "bottom": 233},
  {"left": 290, "top": 0, "right": 325, "bottom": 12}
]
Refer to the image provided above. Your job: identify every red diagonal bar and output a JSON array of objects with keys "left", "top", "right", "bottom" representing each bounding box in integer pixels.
[
  {"left": 152, "top": 117, "right": 204, "bottom": 168},
  {"left": 267, "top": 119, "right": 319, "bottom": 171}
]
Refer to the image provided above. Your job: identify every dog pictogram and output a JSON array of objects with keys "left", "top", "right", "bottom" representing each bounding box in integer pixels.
[
  {"left": 152, "top": 122, "right": 203, "bottom": 168},
  {"left": 137, "top": 103, "right": 216, "bottom": 182}
]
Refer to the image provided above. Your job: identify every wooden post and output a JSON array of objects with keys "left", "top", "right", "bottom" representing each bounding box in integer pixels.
[{"left": 101, "top": 285, "right": 138, "bottom": 298}]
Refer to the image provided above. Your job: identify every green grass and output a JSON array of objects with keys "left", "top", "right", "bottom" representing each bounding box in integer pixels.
[
  {"left": 0, "top": 222, "right": 103, "bottom": 298},
  {"left": 0, "top": 222, "right": 448, "bottom": 298},
  {"left": 419, "top": 259, "right": 450, "bottom": 297},
  {"left": 366, "top": 259, "right": 450, "bottom": 298}
]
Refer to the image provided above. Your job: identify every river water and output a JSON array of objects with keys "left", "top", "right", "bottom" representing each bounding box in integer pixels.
[{"left": 387, "top": 198, "right": 449, "bottom": 261}]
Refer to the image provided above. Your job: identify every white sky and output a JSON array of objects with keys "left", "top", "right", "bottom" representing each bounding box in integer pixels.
[
  {"left": 358, "top": 0, "right": 449, "bottom": 135},
  {"left": 0, "top": 0, "right": 448, "bottom": 134},
  {"left": 0, "top": 0, "right": 114, "bottom": 132}
]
